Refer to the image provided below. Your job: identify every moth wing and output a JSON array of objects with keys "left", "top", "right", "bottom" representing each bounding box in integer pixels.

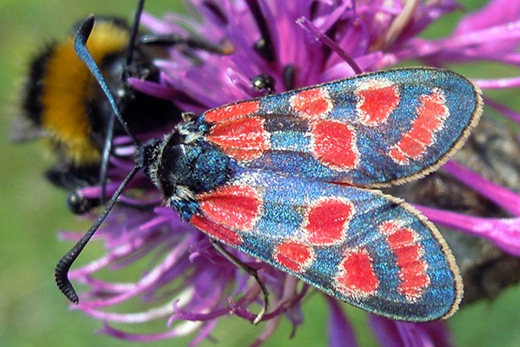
[
  {"left": 202, "top": 68, "right": 482, "bottom": 187},
  {"left": 187, "top": 171, "right": 462, "bottom": 321}
]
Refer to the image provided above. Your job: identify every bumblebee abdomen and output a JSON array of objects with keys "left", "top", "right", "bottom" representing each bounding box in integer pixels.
[{"left": 21, "top": 19, "right": 131, "bottom": 166}]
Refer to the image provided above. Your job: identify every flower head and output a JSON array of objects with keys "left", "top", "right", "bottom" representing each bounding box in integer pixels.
[{"left": 63, "top": 0, "right": 520, "bottom": 345}]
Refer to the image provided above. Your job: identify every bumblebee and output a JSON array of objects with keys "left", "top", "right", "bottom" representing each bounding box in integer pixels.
[
  {"left": 12, "top": 1, "right": 231, "bottom": 214},
  {"left": 11, "top": 13, "right": 181, "bottom": 213}
]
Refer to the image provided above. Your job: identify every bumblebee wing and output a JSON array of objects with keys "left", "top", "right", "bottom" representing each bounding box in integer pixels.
[{"left": 10, "top": 115, "right": 49, "bottom": 142}]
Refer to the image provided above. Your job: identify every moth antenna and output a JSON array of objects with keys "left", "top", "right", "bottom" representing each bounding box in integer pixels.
[
  {"left": 99, "top": 112, "right": 115, "bottom": 204},
  {"left": 73, "top": 15, "right": 141, "bottom": 147},
  {"left": 55, "top": 167, "right": 139, "bottom": 303},
  {"left": 55, "top": 14, "right": 143, "bottom": 303},
  {"left": 98, "top": 0, "right": 145, "bottom": 203}
]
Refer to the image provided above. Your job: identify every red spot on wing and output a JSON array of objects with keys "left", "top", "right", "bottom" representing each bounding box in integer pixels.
[
  {"left": 197, "top": 185, "right": 261, "bottom": 231},
  {"left": 273, "top": 240, "right": 314, "bottom": 273},
  {"left": 356, "top": 82, "right": 399, "bottom": 126},
  {"left": 290, "top": 88, "right": 332, "bottom": 118},
  {"left": 207, "top": 117, "right": 269, "bottom": 161},
  {"left": 389, "top": 89, "right": 449, "bottom": 164},
  {"left": 190, "top": 214, "right": 242, "bottom": 246},
  {"left": 204, "top": 100, "right": 260, "bottom": 122},
  {"left": 304, "top": 198, "right": 354, "bottom": 246},
  {"left": 311, "top": 120, "right": 359, "bottom": 171},
  {"left": 335, "top": 249, "right": 379, "bottom": 298},
  {"left": 380, "top": 221, "right": 430, "bottom": 301}
]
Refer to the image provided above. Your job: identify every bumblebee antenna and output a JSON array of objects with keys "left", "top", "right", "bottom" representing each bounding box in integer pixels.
[{"left": 55, "top": 15, "right": 141, "bottom": 303}]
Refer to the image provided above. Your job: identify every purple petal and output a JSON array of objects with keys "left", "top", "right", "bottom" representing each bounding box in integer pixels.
[
  {"left": 326, "top": 297, "right": 357, "bottom": 347},
  {"left": 100, "top": 321, "right": 204, "bottom": 342},
  {"left": 455, "top": 0, "right": 520, "bottom": 35},
  {"left": 486, "top": 98, "right": 520, "bottom": 124},
  {"left": 474, "top": 74, "right": 520, "bottom": 89},
  {"left": 418, "top": 205, "right": 520, "bottom": 256},
  {"left": 443, "top": 161, "right": 520, "bottom": 216},
  {"left": 369, "top": 315, "right": 403, "bottom": 347},
  {"left": 370, "top": 315, "right": 452, "bottom": 347}
]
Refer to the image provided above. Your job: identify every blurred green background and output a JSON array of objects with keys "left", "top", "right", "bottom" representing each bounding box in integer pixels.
[{"left": 1, "top": 1, "right": 519, "bottom": 346}]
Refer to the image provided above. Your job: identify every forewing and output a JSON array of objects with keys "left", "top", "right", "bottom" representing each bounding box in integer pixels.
[
  {"left": 187, "top": 170, "right": 462, "bottom": 321},
  {"left": 202, "top": 68, "right": 482, "bottom": 187}
]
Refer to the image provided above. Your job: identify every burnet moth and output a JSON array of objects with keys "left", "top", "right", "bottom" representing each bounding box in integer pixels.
[{"left": 55, "top": 15, "right": 482, "bottom": 323}]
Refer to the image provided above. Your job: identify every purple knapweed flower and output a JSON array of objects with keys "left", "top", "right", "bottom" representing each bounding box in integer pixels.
[{"left": 62, "top": 0, "right": 520, "bottom": 345}]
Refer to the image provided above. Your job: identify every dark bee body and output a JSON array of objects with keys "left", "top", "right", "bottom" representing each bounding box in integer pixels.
[{"left": 13, "top": 17, "right": 179, "bottom": 213}]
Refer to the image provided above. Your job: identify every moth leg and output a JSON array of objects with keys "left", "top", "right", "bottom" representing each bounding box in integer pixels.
[{"left": 210, "top": 239, "right": 269, "bottom": 324}]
